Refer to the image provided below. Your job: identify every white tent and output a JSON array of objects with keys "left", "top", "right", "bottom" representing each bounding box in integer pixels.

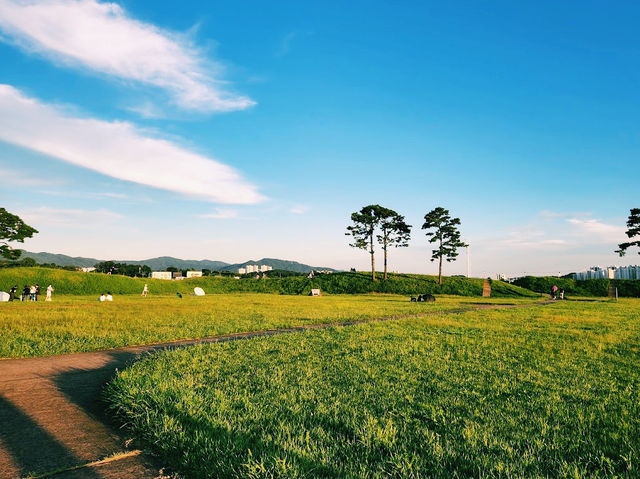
[
  {"left": 193, "top": 287, "right": 205, "bottom": 296},
  {"left": 0, "top": 291, "right": 10, "bottom": 302}
]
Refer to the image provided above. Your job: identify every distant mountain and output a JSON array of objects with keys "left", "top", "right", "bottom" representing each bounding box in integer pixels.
[
  {"left": 20, "top": 251, "right": 99, "bottom": 268},
  {"left": 19, "top": 251, "right": 336, "bottom": 273},
  {"left": 121, "top": 256, "right": 230, "bottom": 271}
]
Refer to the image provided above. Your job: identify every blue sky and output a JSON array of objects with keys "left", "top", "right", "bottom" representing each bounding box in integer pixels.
[{"left": 0, "top": 0, "right": 638, "bottom": 276}]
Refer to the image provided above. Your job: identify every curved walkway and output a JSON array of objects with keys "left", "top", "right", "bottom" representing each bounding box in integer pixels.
[{"left": 0, "top": 300, "right": 553, "bottom": 479}]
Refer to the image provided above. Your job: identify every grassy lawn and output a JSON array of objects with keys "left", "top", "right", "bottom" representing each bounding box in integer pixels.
[
  {"left": 0, "top": 293, "right": 535, "bottom": 358},
  {"left": 105, "top": 299, "right": 640, "bottom": 478}
]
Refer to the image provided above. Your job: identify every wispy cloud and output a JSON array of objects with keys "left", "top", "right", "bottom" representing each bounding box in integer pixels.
[
  {"left": 0, "top": 0, "right": 255, "bottom": 112},
  {"left": 197, "top": 207, "right": 238, "bottom": 219},
  {"left": 482, "top": 211, "right": 626, "bottom": 250},
  {"left": 0, "top": 167, "right": 63, "bottom": 187},
  {"left": 290, "top": 205, "right": 308, "bottom": 214},
  {"left": 125, "top": 101, "right": 165, "bottom": 119},
  {"left": 0, "top": 85, "right": 265, "bottom": 204},
  {"left": 20, "top": 206, "right": 121, "bottom": 227},
  {"left": 566, "top": 217, "right": 625, "bottom": 240},
  {"left": 276, "top": 31, "right": 296, "bottom": 57}
]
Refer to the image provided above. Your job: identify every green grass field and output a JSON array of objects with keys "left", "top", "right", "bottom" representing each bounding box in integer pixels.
[
  {"left": 106, "top": 299, "right": 640, "bottom": 478},
  {"left": 0, "top": 293, "right": 533, "bottom": 358}
]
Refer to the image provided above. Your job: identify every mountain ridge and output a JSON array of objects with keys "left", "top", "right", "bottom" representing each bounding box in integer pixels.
[{"left": 19, "top": 251, "right": 337, "bottom": 273}]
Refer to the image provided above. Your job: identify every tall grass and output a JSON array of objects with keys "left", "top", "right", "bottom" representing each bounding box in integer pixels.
[{"left": 106, "top": 299, "right": 640, "bottom": 478}]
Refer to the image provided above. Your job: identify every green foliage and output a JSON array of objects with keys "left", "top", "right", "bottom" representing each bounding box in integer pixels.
[
  {"left": 0, "top": 208, "right": 38, "bottom": 260},
  {"left": 105, "top": 299, "right": 640, "bottom": 478},
  {"left": 94, "top": 261, "right": 151, "bottom": 277},
  {"left": 421, "top": 207, "right": 467, "bottom": 284},
  {"left": 0, "top": 268, "right": 538, "bottom": 297},
  {"left": 347, "top": 205, "right": 413, "bottom": 282},
  {"left": 617, "top": 208, "right": 640, "bottom": 256},
  {"left": 512, "top": 276, "right": 640, "bottom": 298},
  {"left": 346, "top": 205, "right": 382, "bottom": 281}
]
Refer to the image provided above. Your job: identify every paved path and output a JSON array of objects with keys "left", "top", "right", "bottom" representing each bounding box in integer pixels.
[{"left": 0, "top": 301, "right": 552, "bottom": 478}]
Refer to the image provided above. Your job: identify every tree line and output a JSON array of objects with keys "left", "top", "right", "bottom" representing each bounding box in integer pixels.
[
  {"left": 346, "top": 205, "right": 467, "bottom": 284},
  {"left": 2, "top": 206, "right": 640, "bottom": 281}
]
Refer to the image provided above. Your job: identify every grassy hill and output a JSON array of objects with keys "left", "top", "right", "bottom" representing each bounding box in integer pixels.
[
  {"left": 0, "top": 267, "right": 538, "bottom": 297},
  {"left": 512, "top": 276, "right": 640, "bottom": 297}
]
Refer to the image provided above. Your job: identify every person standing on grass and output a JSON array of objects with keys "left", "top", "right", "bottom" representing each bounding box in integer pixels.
[
  {"left": 142, "top": 283, "right": 148, "bottom": 297},
  {"left": 29, "top": 284, "right": 36, "bottom": 301},
  {"left": 551, "top": 285, "right": 558, "bottom": 300},
  {"left": 9, "top": 285, "right": 17, "bottom": 301},
  {"left": 45, "top": 284, "right": 54, "bottom": 301},
  {"left": 22, "top": 285, "right": 29, "bottom": 301},
  {"left": 560, "top": 289, "right": 565, "bottom": 300},
  {"left": 35, "top": 284, "right": 40, "bottom": 301}
]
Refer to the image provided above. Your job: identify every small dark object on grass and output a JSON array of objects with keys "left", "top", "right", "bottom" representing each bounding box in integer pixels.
[
  {"left": 410, "top": 297, "right": 417, "bottom": 302},
  {"left": 176, "top": 292, "right": 183, "bottom": 298},
  {"left": 416, "top": 294, "right": 436, "bottom": 302}
]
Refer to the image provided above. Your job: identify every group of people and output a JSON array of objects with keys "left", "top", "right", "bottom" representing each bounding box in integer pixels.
[
  {"left": 8, "top": 284, "right": 54, "bottom": 301},
  {"left": 550, "top": 285, "right": 565, "bottom": 300},
  {"left": 99, "top": 292, "right": 113, "bottom": 302}
]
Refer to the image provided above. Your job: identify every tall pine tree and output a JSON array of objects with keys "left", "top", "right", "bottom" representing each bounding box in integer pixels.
[{"left": 422, "top": 207, "right": 467, "bottom": 285}]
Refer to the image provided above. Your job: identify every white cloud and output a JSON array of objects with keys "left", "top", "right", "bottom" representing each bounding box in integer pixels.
[
  {"left": 197, "top": 208, "right": 237, "bottom": 219},
  {"left": 0, "top": 0, "right": 254, "bottom": 112},
  {"left": 0, "top": 167, "right": 62, "bottom": 187},
  {"left": 0, "top": 85, "right": 265, "bottom": 204},
  {"left": 125, "top": 101, "right": 165, "bottom": 119},
  {"left": 290, "top": 205, "right": 308, "bottom": 214},
  {"left": 20, "top": 206, "right": 121, "bottom": 227},
  {"left": 566, "top": 217, "right": 625, "bottom": 240}
]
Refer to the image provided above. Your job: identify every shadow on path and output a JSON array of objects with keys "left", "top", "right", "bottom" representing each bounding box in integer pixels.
[{"left": 0, "top": 395, "right": 102, "bottom": 478}]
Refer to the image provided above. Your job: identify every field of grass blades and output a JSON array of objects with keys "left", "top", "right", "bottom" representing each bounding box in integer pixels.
[
  {"left": 0, "top": 294, "right": 536, "bottom": 358},
  {"left": 105, "top": 299, "right": 640, "bottom": 478}
]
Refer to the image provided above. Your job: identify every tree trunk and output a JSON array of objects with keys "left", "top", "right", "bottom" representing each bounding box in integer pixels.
[
  {"left": 370, "top": 234, "right": 376, "bottom": 282},
  {"left": 383, "top": 246, "right": 388, "bottom": 281},
  {"left": 438, "top": 237, "right": 443, "bottom": 285}
]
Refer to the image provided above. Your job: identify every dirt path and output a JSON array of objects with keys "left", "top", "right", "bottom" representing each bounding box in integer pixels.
[{"left": 0, "top": 301, "right": 552, "bottom": 478}]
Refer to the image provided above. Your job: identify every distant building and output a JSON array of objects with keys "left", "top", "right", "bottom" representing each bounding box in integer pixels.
[
  {"left": 186, "top": 271, "right": 203, "bottom": 278},
  {"left": 616, "top": 265, "right": 640, "bottom": 279},
  {"left": 151, "top": 271, "right": 172, "bottom": 280},
  {"left": 239, "top": 264, "right": 273, "bottom": 274},
  {"left": 574, "top": 265, "right": 640, "bottom": 280}
]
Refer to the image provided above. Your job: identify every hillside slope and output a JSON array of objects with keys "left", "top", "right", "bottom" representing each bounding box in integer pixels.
[{"left": 0, "top": 268, "right": 538, "bottom": 297}]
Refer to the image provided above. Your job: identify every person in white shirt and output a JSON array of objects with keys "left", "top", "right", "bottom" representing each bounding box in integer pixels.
[
  {"left": 45, "top": 284, "right": 54, "bottom": 301},
  {"left": 142, "top": 284, "right": 148, "bottom": 297},
  {"left": 99, "top": 293, "right": 106, "bottom": 302},
  {"left": 106, "top": 292, "right": 113, "bottom": 301}
]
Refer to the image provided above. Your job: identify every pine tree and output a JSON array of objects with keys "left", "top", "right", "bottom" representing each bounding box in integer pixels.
[{"left": 422, "top": 207, "right": 467, "bottom": 285}]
